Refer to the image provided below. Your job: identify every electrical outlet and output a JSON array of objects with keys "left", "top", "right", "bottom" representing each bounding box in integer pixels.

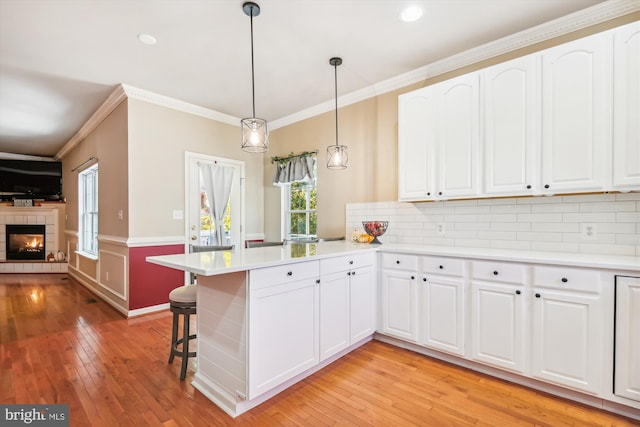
[
  {"left": 581, "top": 223, "right": 598, "bottom": 241},
  {"left": 173, "top": 210, "right": 184, "bottom": 220},
  {"left": 436, "top": 223, "right": 446, "bottom": 236}
]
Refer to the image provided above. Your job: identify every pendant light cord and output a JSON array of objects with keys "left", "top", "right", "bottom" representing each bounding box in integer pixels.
[
  {"left": 249, "top": 5, "right": 256, "bottom": 118},
  {"left": 334, "top": 62, "right": 338, "bottom": 147}
]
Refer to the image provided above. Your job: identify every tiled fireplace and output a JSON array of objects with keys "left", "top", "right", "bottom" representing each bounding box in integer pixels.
[{"left": 0, "top": 206, "right": 67, "bottom": 273}]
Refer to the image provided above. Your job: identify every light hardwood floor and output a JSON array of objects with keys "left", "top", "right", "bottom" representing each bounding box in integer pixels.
[{"left": 0, "top": 273, "right": 637, "bottom": 426}]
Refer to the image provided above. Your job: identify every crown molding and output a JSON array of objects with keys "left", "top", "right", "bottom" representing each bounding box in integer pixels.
[
  {"left": 120, "top": 84, "right": 240, "bottom": 127},
  {"left": 270, "top": 0, "right": 639, "bottom": 130}
]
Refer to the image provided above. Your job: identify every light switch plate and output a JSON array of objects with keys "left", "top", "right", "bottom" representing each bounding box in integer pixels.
[{"left": 173, "top": 210, "right": 184, "bottom": 220}]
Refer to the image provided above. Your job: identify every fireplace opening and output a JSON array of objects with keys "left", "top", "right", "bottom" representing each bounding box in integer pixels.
[{"left": 6, "top": 224, "right": 46, "bottom": 260}]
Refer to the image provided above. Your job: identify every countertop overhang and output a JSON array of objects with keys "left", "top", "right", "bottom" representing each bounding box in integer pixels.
[{"left": 146, "top": 241, "right": 640, "bottom": 275}]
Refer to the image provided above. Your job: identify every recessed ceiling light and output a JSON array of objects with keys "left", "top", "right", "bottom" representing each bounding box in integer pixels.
[
  {"left": 137, "top": 33, "right": 157, "bottom": 45},
  {"left": 400, "top": 5, "right": 423, "bottom": 22}
]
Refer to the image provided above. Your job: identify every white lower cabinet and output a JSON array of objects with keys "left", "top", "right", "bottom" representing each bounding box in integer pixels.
[
  {"left": 530, "top": 266, "right": 603, "bottom": 395},
  {"left": 470, "top": 261, "right": 526, "bottom": 373},
  {"left": 420, "top": 256, "right": 465, "bottom": 356},
  {"left": 615, "top": 275, "right": 640, "bottom": 402},
  {"left": 319, "top": 253, "right": 376, "bottom": 361},
  {"left": 380, "top": 253, "right": 419, "bottom": 342},
  {"left": 248, "top": 261, "right": 320, "bottom": 399}
]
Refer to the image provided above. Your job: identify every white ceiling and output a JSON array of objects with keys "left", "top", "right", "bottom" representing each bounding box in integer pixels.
[{"left": 0, "top": 0, "right": 615, "bottom": 158}]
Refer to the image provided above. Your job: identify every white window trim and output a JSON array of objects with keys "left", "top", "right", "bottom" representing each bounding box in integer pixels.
[{"left": 78, "top": 163, "right": 98, "bottom": 257}]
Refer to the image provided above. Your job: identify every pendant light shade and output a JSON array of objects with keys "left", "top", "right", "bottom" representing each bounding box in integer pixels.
[
  {"left": 327, "top": 57, "right": 348, "bottom": 169},
  {"left": 241, "top": 2, "right": 269, "bottom": 153}
]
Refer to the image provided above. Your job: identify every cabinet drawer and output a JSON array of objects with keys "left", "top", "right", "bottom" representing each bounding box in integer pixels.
[
  {"left": 472, "top": 260, "right": 525, "bottom": 284},
  {"left": 532, "top": 265, "right": 601, "bottom": 293},
  {"left": 321, "top": 252, "right": 375, "bottom": 275},
  {"left": 250, "top": 261, "right": 319, "bottom": 290},
  {"left": 422, "top": 256, "right": 465, "bottom": 277},
  {"left": 381, "top": 253, "right": 418, "bottom": 271}
]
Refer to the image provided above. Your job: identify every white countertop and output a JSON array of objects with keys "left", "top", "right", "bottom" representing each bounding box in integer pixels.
[{"left": 146, "top": 241, "right": 640, "bottom": 275}]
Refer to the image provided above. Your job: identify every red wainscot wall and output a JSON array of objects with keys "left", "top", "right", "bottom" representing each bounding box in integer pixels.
[{"left": 128, "top": 245, "right": 184, "bottom": 310}]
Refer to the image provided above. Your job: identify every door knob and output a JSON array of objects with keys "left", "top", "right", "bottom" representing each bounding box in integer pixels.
[{"left": 191, "top": 235, "right": 197, "bottom": 240}]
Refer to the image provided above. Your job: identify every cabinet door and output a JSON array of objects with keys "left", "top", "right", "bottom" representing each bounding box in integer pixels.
[
  {"left": 436, "top": 73, "right": 480, "bottom": 199},
  {"left": 483, "top": 55, "right": 539, "bottom": 196},
  {"left": 421, "top": 275, "right": 465, "bottom": 356},
  {"left": 541, "top": 31, "right": 612, "bottom": 194},
  {"left": 615, "top": 276, "right": 640, "bottom": 402},
  {"left": 471, "top": 281, "right": 525, "bottom": 373},
  {"left": 350, "top": 266, "right": 376, "bottom": 343},
  {"left": 319, "top": 271, "right": 350, "bottom": 361},
  {"left": 612, "top": 22, "right": 640, "bottom": 190},
  {"left": 531, "top": 289, "right": 601, "bottom": 394},
  {"left": 398, "top": 87, "right": 437, "bottom": 200},
  {"left": 248, "top": 278, "right": 319, "bottom": 398},
  {"left": 380, "top": 270, "right": 418, "bottom": 342}
]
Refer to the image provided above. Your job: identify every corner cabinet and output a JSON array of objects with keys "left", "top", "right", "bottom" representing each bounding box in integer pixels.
[
  {"left": 398, "top": 73, "right": 480, "bottom": 201},
  {"left": 380, "top": 253, "right": 419, "bottom": 342}
]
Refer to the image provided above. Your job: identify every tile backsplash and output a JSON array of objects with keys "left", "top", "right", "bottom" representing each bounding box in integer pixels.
[{"left": 346, "top": 193, "right": 640, "bottom": 256}]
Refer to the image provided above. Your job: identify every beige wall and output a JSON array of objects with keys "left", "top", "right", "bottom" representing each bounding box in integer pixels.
[
  {"left": 127, "top": 99, "right": 264, "bottom": 239},
  {"left": 266, "top": 14, "right": 639, "bottom": 240}
]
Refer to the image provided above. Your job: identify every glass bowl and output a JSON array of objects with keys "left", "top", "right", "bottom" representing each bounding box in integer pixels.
[{"left": 362, "top": 221, "right": 388, "bottom": 244}]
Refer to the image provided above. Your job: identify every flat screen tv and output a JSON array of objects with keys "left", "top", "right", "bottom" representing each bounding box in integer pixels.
[{"left": 0, "top": 159, "right": 63, "bottom": 201}]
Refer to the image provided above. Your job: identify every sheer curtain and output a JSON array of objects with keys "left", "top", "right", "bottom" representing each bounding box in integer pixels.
[
  {"left": 200, "top": 163, "right": 234, "bottom": 245},
  {"left": 272, "top": 155, "right": 316, "bottom": 185}
]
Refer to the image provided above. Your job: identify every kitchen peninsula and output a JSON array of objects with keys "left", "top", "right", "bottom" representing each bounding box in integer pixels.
[
  {"left": 147, "top": 241, "right": 640, "bottom": 420},
  {"left": 147, "top": 241, "right": 379, "bottom": 417}
]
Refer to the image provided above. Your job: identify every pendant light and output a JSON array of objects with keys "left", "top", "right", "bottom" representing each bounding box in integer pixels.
[
  {"left": 327, "top": 57, "right": 348, "bottom": 169},
  {"left": 241, "top": 2, "right": 269, "bottom": 153}
]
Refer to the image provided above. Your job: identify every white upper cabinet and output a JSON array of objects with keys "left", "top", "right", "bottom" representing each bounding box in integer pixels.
[
  {"left": 482, "top": 55, "right": 539, "bottom": 196},
  {"left": 398, "top": 86, "right": 436, "bottom": 200},
  {"left": 540, "top": 31, "right": 613, "bottom": 194},
  {"left": 612, "top": 22, "right": 640, "bottom": 191},
  {"left": 398, "top": 74, "right": 480, "bottom": 201}
]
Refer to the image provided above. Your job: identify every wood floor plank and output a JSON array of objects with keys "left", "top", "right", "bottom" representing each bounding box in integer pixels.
[{"left": 1, "top": 273, "right": 638, "bottom": 426}]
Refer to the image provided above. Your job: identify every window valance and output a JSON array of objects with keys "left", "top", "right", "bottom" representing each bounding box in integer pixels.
[{"left": 272, "top": 151, "right": 317, "bottom": 185}]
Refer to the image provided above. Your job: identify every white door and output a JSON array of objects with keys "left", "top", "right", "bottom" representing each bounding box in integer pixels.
[
  {"left": 421, "top": 275, "right": 465, "bottom": 356},
  {"left": 319, "top": 271, "right": 350, "bottom": 361},
  {"left": 471, "top": 282, "right": 525, "bottom": 373},
  {"left": 380, "top": 270, "right": 418, "bottom": 342},
  {"left": 436, "top": 73, "right": 480, "bottom": 199},
  {"left": 615, "top": 275, "right": 640, "bottom": 402},
  {"left": 483, "top": 54, "right": 539, "bottom": 196},
  {"left": 540, "top": 31, "right": 612, "bottom": 194},
  {"left": 531, "top": 289, "right": 601, "bottom": 394},
  {"left": 612, "top": 22, "right": 640, "bottom": 190},
  {"left": 349, "top": 265, "right": 376, "bottom": 343},
  {"left": 186, "top": 152, "right": 244, "bottom": 252}
]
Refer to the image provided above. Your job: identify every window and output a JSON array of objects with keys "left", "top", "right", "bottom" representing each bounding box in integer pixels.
[
  {"left": 283, "top": 180, "right": 317, "bottom": 240},
  {"left": 78, "top": 164, "right": 98, "bottom": 256}
]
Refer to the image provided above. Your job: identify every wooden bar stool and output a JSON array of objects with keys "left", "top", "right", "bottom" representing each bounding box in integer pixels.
[{"left": 168, "top": 284, "right": 197, "bottom": 380}]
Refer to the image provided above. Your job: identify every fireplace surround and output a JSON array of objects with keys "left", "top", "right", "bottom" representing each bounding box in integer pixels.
[{"left": 6, "top": 224, "right": 46, "bottom": 260}]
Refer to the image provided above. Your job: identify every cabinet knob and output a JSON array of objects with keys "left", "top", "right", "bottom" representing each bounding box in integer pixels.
[
  {"left": 411, "top": 276, "right": 415, "bottom": 280},
  {"left": 438, "top": 192, "right": 443, "bottom": 196},
  {"left": 535, "top": 293, "right": 541, "bottom": 298},
  {"left": 515, "top": 290, "right": 521, "bottom": 295},
  {"left": 351, "top": 271, "right": 356, "bottom": 276},
  {"left": 544, "top": 184, "right": 550, "bottom": 189},
  {"left": 349, "top": 260, "right": 354, "bottom": 265},
  {"left": 347, "top": 272, "right": 351, "bottom": 276},
  {"left": 561, "top": 277, "right": 568, "bottom": 283},
  {"left": 316, "top": 279, "right": 320, "bottom": 284},
  {"left": 439, "top": 265, "right": 444, "bottom": 269},
  {"left": 493, "top": 270, "right": 498, "bottom": 275},
  {"left": 526, "top": 185, "right": 531, "bottom": 189},
  {"left": 427, "top": 192, "right": 431, "bottom": 196},
  {"left": 287, "top": 271, "right": 293, "bottom": 276},
  {"left": 423, "top": 277, "right": 427, "bottom": 282},
  {"left": 396, "top": 260, "right": 400, "bottom": 264}
]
